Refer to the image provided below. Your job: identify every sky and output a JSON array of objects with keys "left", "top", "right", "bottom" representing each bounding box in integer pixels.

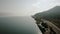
[{"left": 0, "top": 0, "right": 60, "bottom": 16}]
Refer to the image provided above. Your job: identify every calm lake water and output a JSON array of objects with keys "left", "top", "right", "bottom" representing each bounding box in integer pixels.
[{"left": 0, "top": 16, "right": 42, "bottom": 34}]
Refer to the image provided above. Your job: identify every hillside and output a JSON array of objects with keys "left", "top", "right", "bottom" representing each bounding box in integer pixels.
[{"left": 33, "top": 6, "right": 60, "bottom": 28}]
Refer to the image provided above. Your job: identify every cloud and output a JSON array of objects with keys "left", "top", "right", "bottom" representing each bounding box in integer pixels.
[{"left": 0, "top": 0, "right": 60, "bottom": 16}]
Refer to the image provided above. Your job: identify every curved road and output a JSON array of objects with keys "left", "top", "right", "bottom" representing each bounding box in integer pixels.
[{"left": 41, "top": 19, "right": 60, "bottom": 34}]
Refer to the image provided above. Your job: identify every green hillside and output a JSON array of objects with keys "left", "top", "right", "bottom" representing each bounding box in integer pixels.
[{"left": 33, "top": 6, "right": 60, "bottom": 28}]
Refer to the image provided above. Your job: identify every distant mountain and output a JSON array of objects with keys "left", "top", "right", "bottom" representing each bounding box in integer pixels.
[{"left": 32, "top": 6, "right": 60, "bottom": 28}]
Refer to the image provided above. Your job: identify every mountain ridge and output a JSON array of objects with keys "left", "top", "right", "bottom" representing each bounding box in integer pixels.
[{"left": 33, "top": 6, "right": 60, "bottom": 28}]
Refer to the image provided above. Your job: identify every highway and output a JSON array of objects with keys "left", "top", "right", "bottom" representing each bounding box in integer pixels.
[{"left": 41, "top": 19, "right": 60, "bottom": 34}]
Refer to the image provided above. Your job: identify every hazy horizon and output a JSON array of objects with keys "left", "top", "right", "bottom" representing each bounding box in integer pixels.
[{"left": 0, "top": 0, "right": 60, "bottom": 16}]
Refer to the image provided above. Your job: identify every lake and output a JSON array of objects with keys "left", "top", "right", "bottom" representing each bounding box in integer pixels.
[{"left": 0, "top": 16, "right": 42, "bottom": 34}]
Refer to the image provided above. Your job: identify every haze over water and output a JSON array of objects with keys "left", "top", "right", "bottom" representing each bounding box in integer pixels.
[{"left": 0, "top": 16, "right": 42, "bottom": 34}]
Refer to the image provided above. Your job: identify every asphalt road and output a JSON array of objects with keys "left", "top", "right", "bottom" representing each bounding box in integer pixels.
[{"left": 41, "top": 19, "right": 60, "bottom": 34}]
